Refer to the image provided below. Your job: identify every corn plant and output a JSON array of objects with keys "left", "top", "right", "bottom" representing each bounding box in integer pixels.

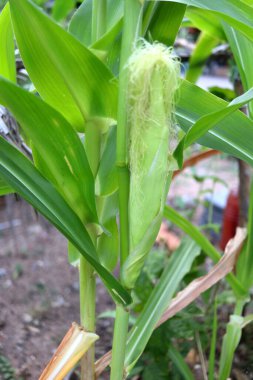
[{"left": 1, "top": 1, "right": 253, "bottom": 379}]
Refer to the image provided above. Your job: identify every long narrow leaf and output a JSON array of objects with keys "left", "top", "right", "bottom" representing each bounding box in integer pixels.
[
  {"left": 0, "top": 137, "right": 131, "bottom": 306},
  {"left": 223, "top": 23, "right": 253, "bottom": 117},
  {"left": 0, "top": 175, "right": 14, "bottom": 195},
  {"left": 148, "top": 2, "right": 186, "bottom": 45},
  {"left": 125, "top": 239, "right": 201, "bottom": 370},
  {"left": 0, "top": 4, "right": 16, "bottom": 82},
  {"left": 175, "top": 86, "right": 253, "bottom": 167},
  {"left": 177, "top": 80, "right": 253, "bottom": 167},
  {"left": 168, "top": 346, "right": 195, "bottom": 380},
  {"left": 162, "top": 0, "right": 253, "bottom": 42},
  {"left": 9, "top": 0, "right": 118, "bottom": 131},
  {"left": 0, "top": 77, "right": 97, "bottom": 223},
  {"left": 69, "top": 0, "right": 123, "bottom": 46}
]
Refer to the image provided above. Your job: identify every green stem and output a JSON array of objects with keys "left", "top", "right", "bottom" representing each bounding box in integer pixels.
[
  {"left": 110, "top": 305, "right": 130, "bottom": 380},
  {"left": 110, "top": 1, "right": 143, "bottom": 380},
  {"left": 80, "top": 256, "right": 96, "bottom": 380},
  {"left": 218, "top": 297, "right": 247, "bottom": 380},
  {"left": 92, "top": 0, "right": 107, "bottom": 43}
]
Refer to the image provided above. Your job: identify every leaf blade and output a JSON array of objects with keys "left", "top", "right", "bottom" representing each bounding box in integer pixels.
[
  {"left": 0, "top": 3, "right": 16, "bottom": 82},
  {"left": 176, "top": 80, "right": 253, "bottom": 167},
  {"left": 0, "top": 76, "right": 97, "bottom": 223},
  {"left": 10, "top": 0, "right": 118, "bottom": 130},
  {"left": 0, "top": 136, "right": 132, "bottom": 306}
]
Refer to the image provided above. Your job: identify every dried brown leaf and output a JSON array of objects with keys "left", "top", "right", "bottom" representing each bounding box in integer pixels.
[
  {"left": 39, "top": 322, "right": 98, "bottom": 380},
  {"left": 156, "top": 227, "right": 247, "bottom": 328}
]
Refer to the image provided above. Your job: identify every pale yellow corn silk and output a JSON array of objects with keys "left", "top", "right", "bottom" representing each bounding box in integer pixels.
[{"left": 122, "top": 41, "right": 180, "bottom": 289}]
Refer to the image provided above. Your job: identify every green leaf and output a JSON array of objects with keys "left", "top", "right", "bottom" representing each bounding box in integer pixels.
[
  {"left": 147, "top": 2, "right": 186, "bottom": 45},
  {"left": 68, "top": 241, "right": 80, "bottom": 267},
  {"left": 162, "top": 0, "right": 253, "bottom": 42},
  {"left": 0, "top": 3, "right": 16, "bottom": 82},
  {"left": 186, "top": 32, "right": 219, "bottom": 83},
  {"left": 175, "top": 86, "right": 253, "bottom": 167},
  {"left": 97, "top": 191, "right": 119, "bottom": 271},
  {"left": 96, "top": 125, "right": 118, "bottom": 196},
  {"left": 164, "top": 206, "right": 246, "bottom": 297},
  {"left": 0, "top": 76, "right": 97, "bottom": 223},
  {"left": 69, "top": 0, "right": 92, "bottom": 45},
  {"left": 97, "top": 217, "right": 119, "bottom": 272},
  {"left": 168, "top": 346, "right": 195, "bottom": 380},
  {"left": 69, "top": 0, "right": 123, "bottom": 46},
  {"left": 223, "top": 23, "right": 253, "bottom": 117},
  {"left": 176, "top": 80, "right": 253, "bottom": 168},
  {"left": 9, "top": 0, "right": 118, "bottom": 131},
  {"left": 186, "top": 7, "right": 225, "bottom": 40},
  {"left": 125, "top": 239, "right": 201, "bottom": 370},
  {"left": 0, "top": 136, "right": 131, "bottom": 306},
  {"left": 0, "top": 174, "right": 14, "bottom": 195},
  {"left": 52, "top": 0, "right": 75, "bottom": 21}
]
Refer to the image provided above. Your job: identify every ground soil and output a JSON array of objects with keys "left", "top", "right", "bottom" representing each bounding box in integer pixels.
[{"left": 0, "top": 198, "right": 113, "bottom": 379}]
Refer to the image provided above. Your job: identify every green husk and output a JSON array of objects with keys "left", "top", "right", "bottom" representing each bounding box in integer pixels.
[{"left": 122, "top": 41, "right": 180, "bottom": 289}]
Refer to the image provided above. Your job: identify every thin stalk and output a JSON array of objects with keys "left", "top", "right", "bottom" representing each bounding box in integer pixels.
[
  {"left": 92, "top": 0, "right": 107, "bottom": 43},
  {"left": 79, "top": 118, "right": 101, "bottom": 379},
  {"left": 110, "top": 1, "right": 143, "bottom": 379},
  {"left": 218, "top": 297, "right": 248, "bottom": 380},
  {"left": 195, "top": 331, "right": 208, "bottom": 380},
  {"left": 208, "top": 298, "right": 218, "bottom": 380},
  {"left": 79, "top": 3, "right": 108, "bottom": 378},
  {"left": 110, "top": 305, "right": 129, "bottom": 380},
  {"left": 79, "top": 256, "right": 96, "bottom": 380}
]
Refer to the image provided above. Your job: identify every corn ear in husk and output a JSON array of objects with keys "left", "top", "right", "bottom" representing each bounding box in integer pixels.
[{"left": 122, "top": 42, "right": 180, "bottom": 289}]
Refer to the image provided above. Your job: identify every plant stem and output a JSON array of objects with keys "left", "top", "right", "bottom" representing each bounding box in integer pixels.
[
  {"left": 79, "top": 3, "right": 108, "bottom": 378},
  {"left": 110, "top": 305, "right": 130, "bottom": 380},
  {"left": 79, "top": 256, "right": 96, "bottom": 380},
  {"left": 110, "top": 1, "right": 143, "bottom": 380}
]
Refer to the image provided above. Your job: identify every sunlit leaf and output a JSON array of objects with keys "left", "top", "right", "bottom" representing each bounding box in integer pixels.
[
  {"left": 0, "top": 3, "right": 16, "bottom": 82},
  {"left": 163, "top": 0, "right": 253, "bottom": 41},
  {"left": 175, "top": 86, "right": 253, "bottom": 167},
  {"left": 10, "top": 0, "right": 118, "bottom": 131},
  {"left": 176, "top": 80, "right": 253, "bottom": 168}
]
